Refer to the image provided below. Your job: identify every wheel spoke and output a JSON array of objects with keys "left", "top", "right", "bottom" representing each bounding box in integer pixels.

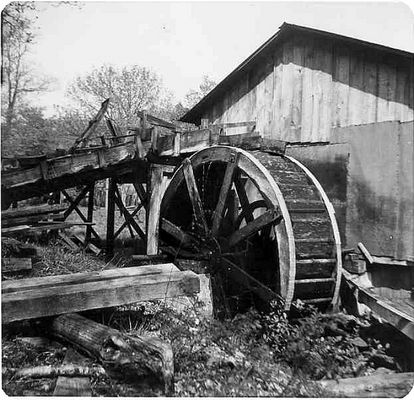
[
  {"left": 211, "top": 154, "right": 239, "bottom": 236},
  {"left": 227, "top": 209, "right": 281, "bottom": 248},
  {"left": 234, "top": 172, "right": 254, "bottom": 223},
  {"left": 160, "top": 218, "right": 195, "bottom": 247},
  {"left": 221, "top": 257, "right": 280, "bottom": 303},
  {"left": 182, "top": 158, "right": 209, "bottom": 235}
]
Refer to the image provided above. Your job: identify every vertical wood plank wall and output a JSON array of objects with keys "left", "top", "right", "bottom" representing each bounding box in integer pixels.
[{"left": 203, "top": 35, "right": 414, "bottom": 142}]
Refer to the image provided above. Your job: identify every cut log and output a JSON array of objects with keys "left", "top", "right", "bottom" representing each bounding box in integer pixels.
[
  {"left": 53, "top": 348, "right": 92, "bottom": 396},
  {"left": 50, "top": 313, "right": 174, "bottom": 393},
  {"left": 318, "top": 372, "right": 414, "bottom": 398},
  {"left": 2, "top": 258, "right": 32, "bottom": 273}
]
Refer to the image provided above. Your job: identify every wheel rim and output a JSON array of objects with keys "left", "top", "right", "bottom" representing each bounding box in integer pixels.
[{"left": 160, "top": 146, "right": 296, "bottom": 311}]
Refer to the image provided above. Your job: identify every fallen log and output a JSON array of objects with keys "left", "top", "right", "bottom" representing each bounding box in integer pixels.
[
  {"left": 50, "top": 313, "right": 174, "bottom": 394},
  {"left": 318, "top": 372, "right": 414, "bottom": 398},
  {"left": 13, "top": 364, "right": 105, "bottom": 379}
]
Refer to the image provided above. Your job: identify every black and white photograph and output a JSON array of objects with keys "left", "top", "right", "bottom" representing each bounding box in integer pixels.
[{"left": 1, "top": 1, "right": 413, "bottom": 397}]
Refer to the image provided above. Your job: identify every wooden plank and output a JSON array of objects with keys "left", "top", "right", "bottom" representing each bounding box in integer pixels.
[
  {"left": 318, "top": 372, "right": 414, "bottom": 398},
  {"left": 53, "top": 348, "right": 92, "bottom": 397},
  {"left": 228, "top": 209, "right": 280, "bottom": 247},
  {"left": 105, "top": 178, "right": 116, "bottom": 258},
  {"left": 2, "top": 264, "right": 179, "bottom": 294},
  {"left": 1, "top": 258, "right": 32, "bottom": 273},
  {"left": 2, "top": 269, "right": 199, "bottom": 323},
  {"left": 357, "top": 242, "right": 374, "bottom": 263},
  {"left": 1, "top": 212, "right": 65, "bottom": 228},
  {"left": 85, "top": 184, "right": 95, "bottom": 244},
  {"left": 1, "top": 222, "right": 93, "bottom": 236},
  {"left": 58, "top": 232, "right": 79, "bottom": 251},
  {"left": 2, "top": 204, "right": 66, "bottom": 219}
]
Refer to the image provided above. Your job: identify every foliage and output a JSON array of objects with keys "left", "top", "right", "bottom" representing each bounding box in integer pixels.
[
  {"left": 1, "top": 2, "right": 51, "bottom": 136},
  {"left": 183, "top": 75, "right": 217, "bottom": 109},
  {"left": 67, "top": 64, "right": 175, "bottom": 128}
]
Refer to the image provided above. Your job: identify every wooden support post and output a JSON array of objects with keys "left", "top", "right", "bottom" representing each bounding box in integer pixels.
[
  {"left": 200, "top": 119, "right": 209, "bottom": 129},
  {"left": 151, "top": 126, "right": 159, "bottom": 153},
  {"left": 173, "top": 131, "right": 181, "bottom": 156},
  {"left": 85, "top": 183, "right": 95, "bottom": 245},
  {"left": 146, "top": 164, "right": 170, "bottom": 255},
  {"left": 106, "top": 178, "right": 116, "bottom": 259}
]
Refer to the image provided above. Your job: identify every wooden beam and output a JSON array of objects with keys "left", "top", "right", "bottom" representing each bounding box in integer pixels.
[
  {"left": 114, "top": 203, "right": 143, "bottom": 239},
  {"left": 182, "top": 158, "right": 209, "bottom": 236},
  {"left": 69, "top": 99, "right": 110, "bottom": 152},
  {"left": 1, "top": 212, "right": 65, "bottom": 228},
  {"left": 1, "top": 258, "right": 32, "bottom": 273},
  {"left": 357, "top": 242, "right": 374, "bottom": 264},
  {"left": 146, "top": 165, "right": 170, "bottom": 255},
  {"left": 2, "top": 204, "right": 66, "bottom": 219},
  {"left": 106, "top": 178, "right": 116, "bottom": 258},
  {"left": 1, "top": 222, "right": 94, "bottom": 236},
  {"left": 136, "top": 110, "right": 177, "bottom": 130},
  {"left": 113, "top": 187, "right": 145, "bottom": 239},
  {"left": 228, "top": 209, "right": 280, "bottom": 248},
  {"left": 234, "top": 172, "right": 254, "bottom": 223},
  {"left": 212, "top": 121, "right": 256, "bottom": 129},
  {"left": 2, "top": 266, "right": 200, "bottom": 323},
  {"left": 85, "top": 183, "right": 95, "bottom": 244},
  {"left": 160, "top": 218, "right": 194, "bottom": 247},
  {"left": 211, "top": 153, "right": 239, "bottom": 236}
]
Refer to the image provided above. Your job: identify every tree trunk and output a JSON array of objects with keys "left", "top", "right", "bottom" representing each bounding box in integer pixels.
[{"left": 49, "top": 313, "right": 174, "bottom": 393}]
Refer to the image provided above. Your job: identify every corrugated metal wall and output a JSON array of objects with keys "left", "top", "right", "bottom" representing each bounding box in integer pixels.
[{"left": 203, "top": 35, "right": 414, "bottom": 142}]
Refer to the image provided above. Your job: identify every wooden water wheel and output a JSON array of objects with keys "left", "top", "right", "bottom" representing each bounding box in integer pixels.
[{"left": 160, "top": 146, "right": 342, "bottom": 313}]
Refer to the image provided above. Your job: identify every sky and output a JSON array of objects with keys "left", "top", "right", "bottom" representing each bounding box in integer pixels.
[{"left": 11, "top": 1, "right": 414, "bottom": 115}]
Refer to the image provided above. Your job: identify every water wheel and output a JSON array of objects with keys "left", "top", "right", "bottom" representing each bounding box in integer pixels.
[{"left": 160, "top": 146, "right": 342, "bottom": 314}]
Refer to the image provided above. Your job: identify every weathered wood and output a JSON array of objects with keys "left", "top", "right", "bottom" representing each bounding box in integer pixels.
[
  {"left": 160, "top": 218, "right": 194, "bottom": 247},
  {"left": 50, "top": 313, "right": 174, "bottom": 393},
  {"left": 343, "top": 270, "right": 414, "bottom": 341},
  {"left": 182, "top": 158, "right": 209, "bottom": 235},
  {"left": 228, "top": 209, "right": 280, "bottom": 247},
  {"left": 2, "top": 142, "right": 137, "bottom": 203},
  {"left": 211, "top": 153, "right": 239, "bottom": 236},
  {"left": 147, "top": 164, "right": 170, "bottom": 255},
  {"left": 1, "top": 222, "right": 93, "bottom": 236},
  {"left": 58, "top": 232, "right": 79, "bottom": 250},
  {"left": 131, "top": 254, "right": 169, "bottom": 262},
  {"left": 2, "top": 264, "right": 179, "bottom": 294},
  {"left": 136, "top": 110, "right": 177, "bottom": 130},
  {"left": 1, "top": 212, "right": 65, "bottom": 228},
  {"left": 358, "top": 242, "right": 374, "bottom": 264},
  {"left": 85, "top": 183, "right": 95, "bottom": 244},
  {"left": 1, "top": 237, "right": 37, "bottom": 257},
  {"left": 69, "top": 99, "right": 110, "bottom": 152},
  {"left": 106, "top": 178, "right": 116, "bottom": 258},
  {"left": 1, "top": 258, "right": 32, "bottom": 273},
  {"left": 318, "top": 372, "right": 414, "bottom": 398},
  {"left": 2, "top": 204, "right": 66, "bottom": 219},
  {"left": 212, "top": 121, "right": 256, "bottom": 129},
  {"left": 295, "top": 258, "right": 335, "bottom": 279},
  {"left": 114, "top": 186, "right": 145, "bottom": 239},
  {"left": 53, "top": 348, "right": 93, "bottom": 396},
  {"left": 2, "top": 267, "right": 199, "bottom": 323}
]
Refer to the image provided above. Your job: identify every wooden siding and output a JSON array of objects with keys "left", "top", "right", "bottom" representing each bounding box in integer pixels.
[{"left": 203, "top": 36, "right": 413, "bottom": 142}]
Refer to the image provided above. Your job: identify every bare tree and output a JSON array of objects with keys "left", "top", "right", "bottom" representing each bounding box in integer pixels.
[
  {"left": 183, "top": 75, "right": 217, "bottom": 109},
  {"left": 67, "top": 64, "right": 175, "bottom": 128},
  {"left": 1, "top": 2, "right": 51, "bottom": 136}
]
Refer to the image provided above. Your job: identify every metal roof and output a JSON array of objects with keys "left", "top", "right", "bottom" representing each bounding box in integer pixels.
[{"left": 180, "top": 22, "right": 414, "bottom": 123}]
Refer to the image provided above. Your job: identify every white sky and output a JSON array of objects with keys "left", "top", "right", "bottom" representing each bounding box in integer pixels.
[{"left": 14, "top": 1, "right": 414, "bottom": 115}]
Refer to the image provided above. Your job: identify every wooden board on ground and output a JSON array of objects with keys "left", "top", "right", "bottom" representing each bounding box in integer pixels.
[
  {"left": 2, "top": 264, "right": 199, "bottom": 323},
  {"left": 2, "top": 204, "right": 66, "bottom": 220},
  {"left": 318, "top": 372, "right": 414, "bottom": 398},
  {"left": 2, "top": 258, "right": 32, "bottom": 273},
  {"left": 53, "top": 348, "right": 92, "bottom": 396}
]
